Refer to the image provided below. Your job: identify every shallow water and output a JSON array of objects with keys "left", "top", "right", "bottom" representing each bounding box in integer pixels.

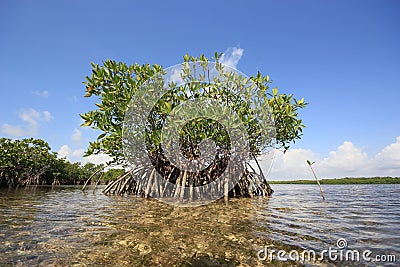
[
  {"left": 0, "top": 184, "right": 399, "bottom": 266},
  {"left": 255, "top": 184, "right": 400, "bottom": 266}
]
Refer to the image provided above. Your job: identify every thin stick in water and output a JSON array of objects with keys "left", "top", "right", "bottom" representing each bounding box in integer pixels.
[{"left": 307, "top": 160, "right": 325, "bottom": 201}]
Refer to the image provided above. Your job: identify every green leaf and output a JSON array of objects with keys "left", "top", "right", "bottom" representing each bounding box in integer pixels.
[
  {"left": 81, "top": 120, "right": 92, "bottom": 126},
  {"left": 97, "top": 133, "right": 107, "bottom": 140},
  {"left": 165, "top": 102, "right": 172, "bottom": 112},
  {"left": 183, "top": 54, "right": 189, "bottom": 62}
]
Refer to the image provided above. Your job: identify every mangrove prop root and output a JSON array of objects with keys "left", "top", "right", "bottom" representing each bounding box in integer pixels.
[
  {"left": 97, "top": 156, "right": 273, "bottom": 199},
  {"left": 82, "top": 166, "right": 104, "bottom": 191},
  {"left": 89, "top": 150, "right": 275, "bottom": 198}
]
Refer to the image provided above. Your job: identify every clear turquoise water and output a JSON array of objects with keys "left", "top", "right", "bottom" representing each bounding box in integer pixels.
[{"left": 0, "top": 184, "right": 399, "bottom": 266}]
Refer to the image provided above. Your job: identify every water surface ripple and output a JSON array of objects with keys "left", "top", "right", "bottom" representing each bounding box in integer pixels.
[{"left": 0, "top": 184, "right": 398, "bottom": 266}]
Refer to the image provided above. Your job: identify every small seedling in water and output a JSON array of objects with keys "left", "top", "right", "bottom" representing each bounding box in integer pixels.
[{"left": 307, "top": 160, "right": 325, "bottom": 201}]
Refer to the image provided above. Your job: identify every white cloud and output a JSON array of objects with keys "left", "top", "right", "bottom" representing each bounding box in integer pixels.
[
  {"left": 57, "top": 126, "right": 112, "bottom": 166},
  {"left": 318, "top": 141, "right": 369, "bottom": 175},
  {"left": 220, "top": 47, "right": 244, "bottom": 69},
  {"left": 57, "top": 144, "right": 111, "bottom": 165},
  {"left": 82, "top": 153, "right": 112, "bottom": 165},
  {"left": 67, "top": 95, "right": 78, "bottom": 103},
  {"left": 266, "top": 137, "right": 400, "bottom": 180},
  {"left": 1, "top": 124, "right": 25, "bottom": 137},
  {"left": 373, "top": 136, "right": 400, "bottom": 172},
  {"left": 265, "top": 148, "right": 316, "bottom": 180},
  {"left": 1, "top": 108, "right": 53, "bottom": 137},
  {"left": 169, "top": 67, "right": 185, "bottom": 85},
  {"left": 57, "top": 144, "right": 82, "bottom": 162},
  {"left": 32, "top": 90, "right": 49, "bottom": 98},
  {"left": 42, "top": 111, "right": 53, "bottom": 121},
  {"left": 71, "top": 128, "right": 82, "bottom": 143},
  {"left": 58, "top": 145, "right": 72, "bottom": 159},
  {"left": 72, "top": 148, "right": 85, "bottom": 158}
]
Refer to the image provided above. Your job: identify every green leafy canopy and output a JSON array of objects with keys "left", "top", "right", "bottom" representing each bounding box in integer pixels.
[{"left": 81, "top": 53, "right": 307, "bottom": 165}]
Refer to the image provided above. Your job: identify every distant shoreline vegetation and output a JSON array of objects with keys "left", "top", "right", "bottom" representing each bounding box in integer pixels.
[
  {"left": 269, "top": 177, "right": 400, "bottom": 184},
  {"left": 0, "top": 137, "right": 123, "bottom": 188}
]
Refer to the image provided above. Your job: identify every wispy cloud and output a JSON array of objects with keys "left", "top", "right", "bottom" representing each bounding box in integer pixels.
[
  {"left": 32, "top": 90, "right": 49, "bottom": 98},
  {"left": 220, "top": 47, "right": 244, "bottom": 69},
  {"left": 71, "top": 128, "right": 82, "bottom": 144},
  {"left": 1, "top": 124, "right": 25, "bottom": 137},
  {"left": 67, "top": 95, "right": 79, "bottom": 103},
  {"left": 1, "top": 108, "right": 53, "bottom": 137},
  {"left": 265, "top": 136, "right": 400, "bottom": 180}
]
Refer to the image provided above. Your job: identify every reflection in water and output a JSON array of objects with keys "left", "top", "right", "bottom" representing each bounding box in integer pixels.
[{"left": 0, "top": 184, "right": 399, "bottom": 266}]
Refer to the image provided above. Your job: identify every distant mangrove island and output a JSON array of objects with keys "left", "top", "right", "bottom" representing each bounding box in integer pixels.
[{"left": 269, "top": 177, "right": 400, "bottom": 184}]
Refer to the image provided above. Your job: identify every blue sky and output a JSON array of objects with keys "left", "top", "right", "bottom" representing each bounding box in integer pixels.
[{"left": 1, "top": 0, "right": 399, "bottom": 179}]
